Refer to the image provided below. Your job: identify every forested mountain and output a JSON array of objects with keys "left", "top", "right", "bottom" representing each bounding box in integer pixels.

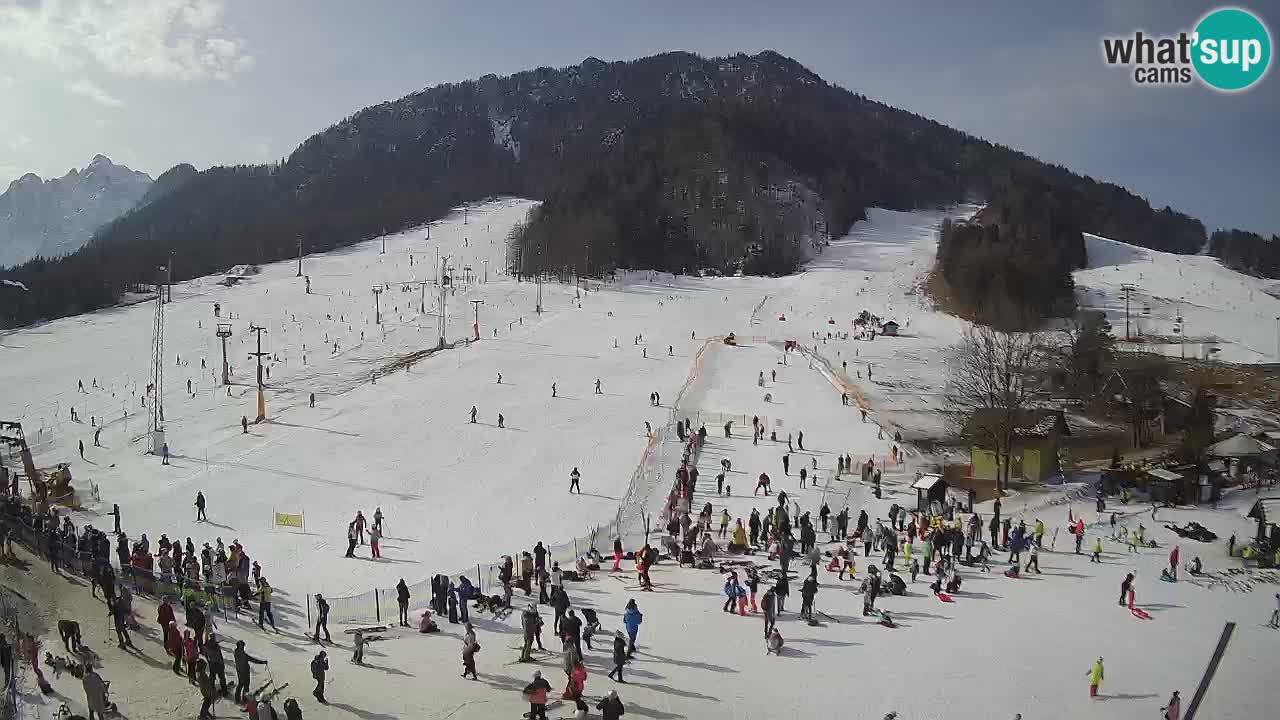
[
  {"left": 1208, "top": 228, "right": 1280, "bottom": 278},
  {"left": 0, "top": 51, "right": 1210, "bottom": 328},
  {"left": 0, "top": 155, "right": 152, "bottom": 268}
]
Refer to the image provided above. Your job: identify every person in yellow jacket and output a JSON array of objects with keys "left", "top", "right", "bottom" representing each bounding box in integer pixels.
[
  {"left": 1091, "top": 537, "right": 1103, "bottom": 563},
  {"left": 1034, "top": 519, "right": 1046, "bottom": 548},
  {"left": 1087, "top": 657, "right": 1104, "bottom": 698},
  {"left": 902, "top": 539, "right": 913, "bottom": 565},
  {"left": 731, "top": 520, "right": 748, "bottom": 549}
]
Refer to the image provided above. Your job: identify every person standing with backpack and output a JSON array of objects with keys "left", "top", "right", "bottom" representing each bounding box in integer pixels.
[
  {"left": 311, "top": 650, "right": 329, "bottom": 703},
  {"left": 313, "top": 593, "right": 332, "bottom": 642},
  {"left": 622, "top": 599, "right": 642, "bottom": 657}
]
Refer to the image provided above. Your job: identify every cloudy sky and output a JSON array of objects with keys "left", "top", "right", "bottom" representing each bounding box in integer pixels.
[{"left": 1, "top": 0, "right": 1276, "bottom": 235}]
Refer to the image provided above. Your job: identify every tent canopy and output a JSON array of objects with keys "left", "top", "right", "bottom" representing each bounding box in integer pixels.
[
  {"left": 912, "top": 474, "right": 944, "bottom": 490},
  {"left": 1206, "top": 433, "right": 1275, "bottom": 458}
]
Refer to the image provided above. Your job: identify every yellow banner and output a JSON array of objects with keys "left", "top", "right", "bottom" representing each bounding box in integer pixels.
[{"left": 273, "top": 511, "right": 304, "bottom": 529}]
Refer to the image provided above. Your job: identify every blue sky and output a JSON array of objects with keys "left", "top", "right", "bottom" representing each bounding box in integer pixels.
[{"left": 1, "top": 0, "right": 1276, "bottom": 236}]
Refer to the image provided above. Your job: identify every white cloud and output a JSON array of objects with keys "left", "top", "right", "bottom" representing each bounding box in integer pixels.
[
  {"left": 66, "top": 78, "right": 125, "bottom": 107},
  {"left": 6, "top": 133, "right": 33, "bottom": 151},
  {"left": 0, "top": 0, "right": 253, "bottom": 81}
]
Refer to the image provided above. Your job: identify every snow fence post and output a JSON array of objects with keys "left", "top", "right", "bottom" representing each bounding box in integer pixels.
[
  {"left": 375, "top": 589, "right": 381, "bottom": 623},
  {"left": 476, "top": 564, "right": 482, "bottom": 594}
]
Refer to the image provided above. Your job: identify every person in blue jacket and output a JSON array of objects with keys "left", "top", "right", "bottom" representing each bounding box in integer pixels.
[{"left": 622, "top": 599, "right": 643, "bottom": 658}]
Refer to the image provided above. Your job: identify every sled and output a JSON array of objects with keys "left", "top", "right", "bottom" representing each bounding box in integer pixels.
[
  {"left": 935, "top": 592, "right": 953, "bottom": 603},
  {"left": 1130, "top": 607, "right": 1152, "bottom": 620}
]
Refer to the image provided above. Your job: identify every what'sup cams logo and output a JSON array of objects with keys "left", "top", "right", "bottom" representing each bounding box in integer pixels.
[{"left": 1102, "top": 7, "right": 1271, "bottom": 91}]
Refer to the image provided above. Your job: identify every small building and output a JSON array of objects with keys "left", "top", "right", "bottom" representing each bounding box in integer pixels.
[
  {"left": 912, "top": 474, "right": 948, "bottom": 514},
  {"left": 966, "top": 409, "right": 1071, "bottom": 484},
  {"left": 880, "top": 320, "right": 900, "bottom": 336}
]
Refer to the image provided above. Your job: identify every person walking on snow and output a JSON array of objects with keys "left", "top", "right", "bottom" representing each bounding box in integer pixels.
[
  {"left": 607, "top": 633, "right": 627, "bottom": 684},
  {"left": 470, "top": 405, "right": 478, "bottom": 423},
  {"left": 369, "top": 524, "right": 382, "bottom": 559},
  {"left": 595, "top": 379, "right": 602, "bottom": 394},
  {"left": 311, "top": 650, "right": 329, "bottom": 703},
  {"left": 1087, "top": 657, "right": 1104, "bottom": 698},
  {"left": 1092, "top": 537, "right": 1103, "bottom": 563},
  {"left": 1163, "top": 690, "right": 1182, "bottom": 720},
  {"left": 355, "top": 511, "right": 367, "bottom": 544},
  {"left": 622, "top": 599, "right": 642, "bottom": 657},
  {"left": 397, "top": 579, "right": 411, "bottom": 626},
  {"left": 1169, "top": 545, "right": 1180, "bottom": 581},
  {"left": 782, "top": 453, "right": 790, "bottom": 475},
  {"left": 194, "top": 492, "right": 208, "bottom": 522},
  {"left": 1119, "top": 573, "right": 1135, "bottom": 606},
  {"left": 570, "top": 468, "right": 582, "bottom": 494},
  {"left": 552, "top": 383, "right": 557, "bottom": 398}
]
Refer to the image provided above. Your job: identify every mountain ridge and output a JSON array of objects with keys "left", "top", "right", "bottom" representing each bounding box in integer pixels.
[
  {"left": 0, "top": 155, "right": 152, "bottom": 267},
  {"left": 0, "top": 50, "right": 1211, "bottom": 327}
]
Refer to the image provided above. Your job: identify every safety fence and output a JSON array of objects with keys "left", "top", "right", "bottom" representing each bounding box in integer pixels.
[{"left": 307, "top": 337, "right": 720, "bottom": 626}]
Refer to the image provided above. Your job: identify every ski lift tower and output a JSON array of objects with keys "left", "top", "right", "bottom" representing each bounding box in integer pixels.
[
  {"left": 216, "top": 323, "right": 233, "bottom": 385},
  {"left": 247, "top": 325, "right": 269, "bottom": 422},
  {"left": 148, "top": 264, "right": 167, "bottom": 455},
  {"left": 437, "top": 255, "right": 452, "bottom": 349}
]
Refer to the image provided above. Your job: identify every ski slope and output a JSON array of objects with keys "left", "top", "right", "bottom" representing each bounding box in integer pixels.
[
  {"left": 1077, "top": 233, "right": 1280, "bottom": 364},
  {"left": 6, "top": 201, "right": 1277, "bottom": 720}
]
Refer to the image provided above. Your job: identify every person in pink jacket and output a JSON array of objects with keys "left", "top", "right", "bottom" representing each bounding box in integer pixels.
[{"left": 1162, "top": 690, "right": 1181, "bottom": 720}]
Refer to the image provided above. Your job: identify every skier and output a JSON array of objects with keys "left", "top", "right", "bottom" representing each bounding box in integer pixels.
[
  {"left": 1087, "top": 657, "right": 1104, "bottom": 698},
  {"left": 195, "top": 492, "right": 208, "bottom": 522},
  {"left": 369, "top": 524, "right": 382, "bottom": 558},
  {"left": 470, "top": 406, "right": 478, "bottom": 423},
  {"left": 595, "top": 379, "right": 602, "bottom": 395},
  {"left": 344, "top": 522, "right": 358, "bottom": 558},
  {"left": 313, "top": 594, "right": 332, "bottom": 642},
  {"left": 311, "top": 650, "right": 329, "bottom": 703},
  {"left": 569, "top": 467, "right": 582, "bottom": 494},
  {"left": 255, "top": 577, "right": 278, "bottom": 631},
  {"left": 800, "top": 573, "right": 818, "bottom": 621},
  {"left": 754, "top": 472, "right": 771, "bottom": 496},
  {"left": 373, "top": 506, "right": 384, "bottom": 533},
  {"left": 355, "top": 511, "right": 367, "bottom": 544}
]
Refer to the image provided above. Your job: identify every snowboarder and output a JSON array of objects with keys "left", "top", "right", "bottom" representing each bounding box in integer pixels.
[
  {"left": 570, "top": 468, "right": 581, "bottom": 494},
  {"left": 195, "top": 492, "right": 208, "bottom": 521}
]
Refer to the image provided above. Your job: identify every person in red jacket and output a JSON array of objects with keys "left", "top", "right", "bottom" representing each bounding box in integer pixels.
[
  {"left": 183, "top": 630, "right": 199, "bottom": 685},
  {"left": 166, "top": 622, "right": 183, "bottom": 676},
  {"left": 1169, "top": 545, "right": 1181, "bottom": 581},
  {"left": 565, "top": 662, "right": 588, "bottom": 716},
  {"left": 523, "top": 670, "right": 552, "bottom": 720}
]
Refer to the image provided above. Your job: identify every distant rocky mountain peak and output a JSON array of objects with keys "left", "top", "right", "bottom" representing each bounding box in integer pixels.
[{"left": 0, "top": 156, "right": 153, "bottom": 267}]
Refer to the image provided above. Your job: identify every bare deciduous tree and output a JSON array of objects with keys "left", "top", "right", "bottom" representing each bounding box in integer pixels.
[{"left": 948, "top": 325, "right": 1046, "bottom": 491}]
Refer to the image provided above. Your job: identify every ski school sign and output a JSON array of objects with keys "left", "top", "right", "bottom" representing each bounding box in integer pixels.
[
  {"left": 273, "top": 510, "right": 305, "bottom": 530},
  {"left": 1101, "top": 7, "right": 1272, "bottom": 91}
]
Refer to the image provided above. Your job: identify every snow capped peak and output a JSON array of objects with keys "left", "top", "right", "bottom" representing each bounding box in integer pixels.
[{"left": 89, "top": 153, "right": 114, "bottom": 168}]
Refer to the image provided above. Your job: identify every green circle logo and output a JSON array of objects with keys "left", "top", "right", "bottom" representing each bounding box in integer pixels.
[{"left": 1192, "top": 8, "right": 1272, "bottom": 91}]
